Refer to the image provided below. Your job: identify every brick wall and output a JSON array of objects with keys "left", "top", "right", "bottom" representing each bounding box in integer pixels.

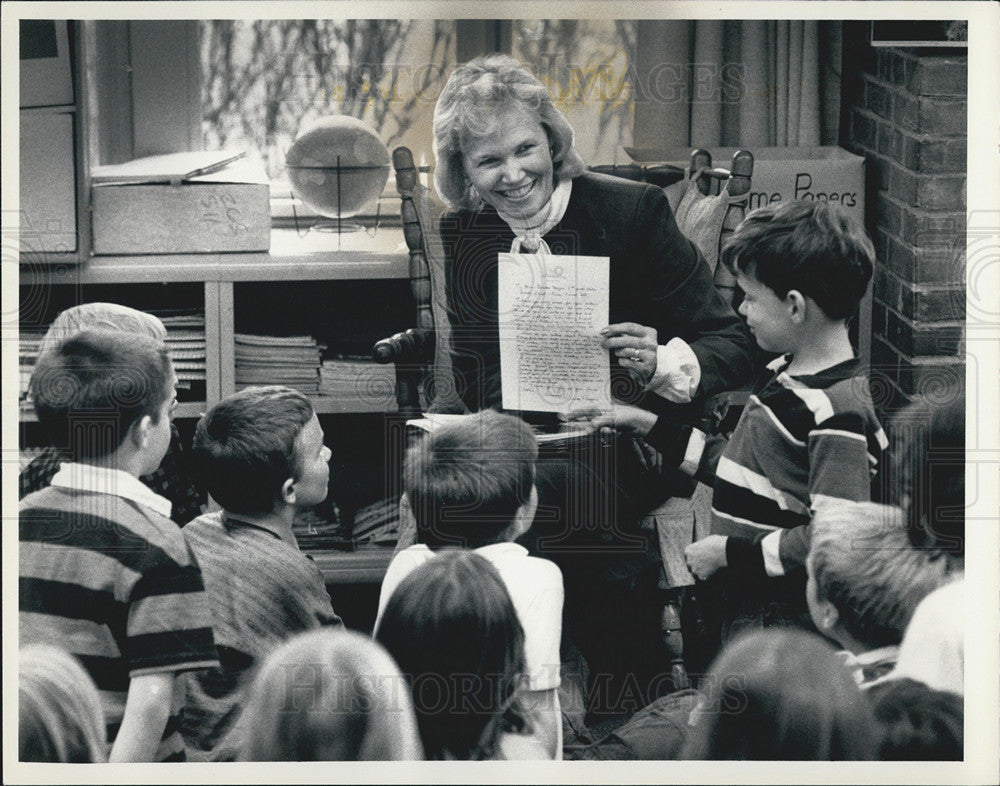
[{"left": 842, "top": 33, "right": 967, "bottom": 411}]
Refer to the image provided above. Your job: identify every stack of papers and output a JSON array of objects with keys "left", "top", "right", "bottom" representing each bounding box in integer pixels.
[
  {"left": 235, "top": 333, "right": 322, "bottom": 394},
  {"left": 407, "top": 413, "right": 594, "bottom": 444},
  {"left": 319, "top": 357, "right": 397, "bottom": 412},
  {"left": 19, "top": 330, "right": 46, "bottom": 416},
  {"left": 154, "top": 309, "right": 207, "bottom": 389}
]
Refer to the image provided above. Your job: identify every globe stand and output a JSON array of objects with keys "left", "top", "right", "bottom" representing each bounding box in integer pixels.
[{"left": 288, "top": 155, "right": 389, "bottom": 242}]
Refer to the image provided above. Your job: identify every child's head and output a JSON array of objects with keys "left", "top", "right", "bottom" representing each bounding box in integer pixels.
[
  {"left": 722, "top": 200, "right": 875, "bottom": 353},
  {"left": 19, "top": 645, "right": 107, "bottom": 763},
  {"left": 238, "top": 629, "right": 422, "bottom": 761},
  {"left": 375, "top": 549, "right": 530, "bottom": 760},
  {"left": 887, "top": 390, "right": 965, "bottom": 568},
  {"left": 30, "top": 330, "right": 176, "bottom": 469},
  {"left": 38, "top": 302, "right": 167, "bottom": 356},
  {"left": 193, "top": 385, "right": 330, "bottom": 516},
  {"left": 868, "top": 678, "right": 963, "bottom": 760},
  {"left": 808, "top": 501, "right": 951, "bottom": 651},
  {"left": 403, "top": 411, "right": 538, "bottom": 548},
  {"left": 682, "top": 628, "right": 879, "bottom": 760}
]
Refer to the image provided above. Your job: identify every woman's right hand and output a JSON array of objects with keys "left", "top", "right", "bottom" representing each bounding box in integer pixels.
[
  {"left": 600, "top": 323, "right": 659, "bottom": 386},
  {"left": 564, "top": 404, "right": 658, "bottom": 438}
]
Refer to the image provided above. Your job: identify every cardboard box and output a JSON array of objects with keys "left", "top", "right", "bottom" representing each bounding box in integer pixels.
[
  {"left": 91, "top": 154, "right": 270, "bottom": 254},
  {"left": 626, "top": 146, "right": 865, "bottom": 220}
]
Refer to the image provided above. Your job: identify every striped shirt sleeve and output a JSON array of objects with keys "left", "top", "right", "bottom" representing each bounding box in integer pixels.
[
  {"left": 755, "top": 411, "right": 875, "bottom": 578},
  {"left": 126, "top": 551, "right": 218, "bottom": 676}
]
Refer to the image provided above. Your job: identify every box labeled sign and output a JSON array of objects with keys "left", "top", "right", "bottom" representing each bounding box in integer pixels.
[
  {"left": 627, "top": 146, "right": 865, "bottom": 219},
  {"left": 91, "top": 154, "right": 270, "bottom": 254}
]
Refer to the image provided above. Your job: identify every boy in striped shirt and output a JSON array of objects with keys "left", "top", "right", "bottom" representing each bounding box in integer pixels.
[
  {"left": 19, "top": 331, "right": 218, "bottom": 761},
  {"left": 583, "top": 201, "right": 887, "bottom": 637}
]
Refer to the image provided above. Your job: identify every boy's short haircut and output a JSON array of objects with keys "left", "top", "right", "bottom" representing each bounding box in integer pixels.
[
  {"left": 403, "top": 410, "right": 538, "bottom": 548},
  {"left": 810, "top": 501, "right": 950, "bottom": 649},
  {"left": 30, "top": 330, "right": 172, "bottom": 461},
  {"left": 38, "top": 302, "right": 167, "bottom": 356},
  {"left": 721, "top": 200, "right": 875, "bottom": 320},
  {"left": 193, "top": 385, "right": 316, "bottom": 515}
]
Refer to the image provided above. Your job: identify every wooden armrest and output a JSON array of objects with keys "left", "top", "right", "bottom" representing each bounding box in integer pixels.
[{"left": 372, "top": 327, "right": 436, "bottom": 364}]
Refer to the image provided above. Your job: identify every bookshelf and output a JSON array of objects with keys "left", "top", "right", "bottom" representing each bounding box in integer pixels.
[
  {"left": 19, "top": 227, "right": 411, "bottom": 586},
  {"left": 19, "top": 226, "right": 411, "bottom": 416}
]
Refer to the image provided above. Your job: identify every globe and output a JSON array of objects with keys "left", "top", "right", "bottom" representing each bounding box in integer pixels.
[{"left": 285, "top": 115, "right": 391, "bottom": 229}]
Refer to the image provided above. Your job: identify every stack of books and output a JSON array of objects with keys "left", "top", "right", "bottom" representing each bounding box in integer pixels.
[
  {"left": 235, "top": 333, "right": 323, "bottom": 394},
  {"left": 154, "top": 309, "right": 207, "bottom": 395},
  {"left": 318, "top": 356, "right": 397, "bottom": 412},
  {"left": 19, "top": 330, "right": 46, "bottom": 417}
]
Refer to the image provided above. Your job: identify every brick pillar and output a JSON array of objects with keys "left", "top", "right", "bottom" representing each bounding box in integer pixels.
[{"left": 842, "top": 31, "right": 967, "bottom": 412}]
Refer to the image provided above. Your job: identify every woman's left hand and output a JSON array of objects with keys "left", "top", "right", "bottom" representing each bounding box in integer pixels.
[{"left": 600, "top": 323, "right": 658, "bottom": 385}]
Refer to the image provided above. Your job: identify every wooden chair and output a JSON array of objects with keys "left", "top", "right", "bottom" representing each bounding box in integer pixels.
[
  {"left": 374, "top": 146, "right": 754, "bottom": 690},
  {"left": 642, "top": 149, "right": 754, "bottom": 689},
  {"left": 373, "top": 147, "right": 462, "bottom": 419},
  {"left": 595, "top": 150, "right": 755, "bottom": 689}
]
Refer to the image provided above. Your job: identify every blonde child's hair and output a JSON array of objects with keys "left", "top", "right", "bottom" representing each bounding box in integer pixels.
[
  {"left": 19, "top": 645, "right": 107, "bottom": 762},
  {"left": 237, "top": 629, "right": 423, "bottom": 761},
  {"left": 810, "top": 501, "right": 951, "bottom": 648},
  {"left": 38, "top": 302, "right": 166, "bottom": 355}
]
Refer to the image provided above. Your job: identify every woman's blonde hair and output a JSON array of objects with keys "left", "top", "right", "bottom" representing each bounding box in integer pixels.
[
  {"left": 433, "top": 54, "right": 587, "bottom": 211},
  {"left": 38, "top": 302, "right": 167, "bottom": 355},
  {"left": 237, "top": 629, "right": 423, "bottom": 761},
  {"left": 19, "top": 645, "right": 107, "bottom": 762}
]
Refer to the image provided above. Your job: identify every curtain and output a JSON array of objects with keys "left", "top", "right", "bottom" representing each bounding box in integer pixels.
[{"left": 632, "top": 20, "right": 842, "bottom": 156}]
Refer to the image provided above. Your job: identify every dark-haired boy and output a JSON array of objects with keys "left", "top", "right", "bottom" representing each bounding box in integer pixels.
[
  {"left": 586, "top": 200, "right": 889, "bottom": 637},
  {"left": 19, "top": 331, "right": 219, "bottom": 762},
  {"left": 374, "top": 410, "right": 564, "bottom": 757},
  {"left": 180, "top": 385, "right": 343, "bottom": 756}
]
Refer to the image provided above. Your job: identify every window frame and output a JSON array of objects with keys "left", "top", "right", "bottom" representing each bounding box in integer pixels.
[{"left": 91, "top": 20, "right": 513, "bottom": 164}]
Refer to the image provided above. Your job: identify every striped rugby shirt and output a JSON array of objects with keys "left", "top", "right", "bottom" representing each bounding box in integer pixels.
[
  {"left": 19, "top": 464, "right": 219, "bottom": 761},
  {"left": 647, "top": 354, "right": 888, "bottom": 580}
]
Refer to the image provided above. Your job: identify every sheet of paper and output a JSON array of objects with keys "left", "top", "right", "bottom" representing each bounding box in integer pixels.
[
  {"left": 497, "top": 253, "right": 611, "bottom": 414},
  {"left": 406, "top": 413, "right": 594, "bottom": 444}
]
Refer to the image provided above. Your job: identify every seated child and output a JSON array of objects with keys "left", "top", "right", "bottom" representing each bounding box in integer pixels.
[
  {"left": 236, "top": 629, "right": 423, "bottom": 761},
  {"left": 680, "top": 628, "right": 879, "bottom": 760},
  {"left": 581, "top": 201, "right": 887, "bottom": 638},
  {"left": 19, "top": 330, "right": 218, "bottom": 762},
  {"left": 181, "top": 385, "right": 343, "bottom": 756},
  {"left": 883, "top": 390, "right": 966, "bottom": 694},
  {"left": 807, "top": 501, "right": 951, "bottom": 686},
  {"left": 19, "top": 302, "right": 203, "bottom": 524},
  {"left": 868, "top": 678, "right": 963, "bottom": 760},
  {"left": 374, "top": 410, "right": 563, "bottom": 757},
  {"left": 376, "top": 550, "right": 548, "bottom": 760},
  {"left": 886, "top": 389, "right": 965, "bottom": 567},
  {"left": 19, "top": 645, "right": 107, "bottom": 763}
]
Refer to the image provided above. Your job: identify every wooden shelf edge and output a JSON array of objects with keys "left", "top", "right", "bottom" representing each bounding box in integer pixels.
[
  {"left": 308, "top": 548, "right": 394, "bottom": 585},
  {"left": 19, "top": 227, "right": 410, "bottom": 285}
]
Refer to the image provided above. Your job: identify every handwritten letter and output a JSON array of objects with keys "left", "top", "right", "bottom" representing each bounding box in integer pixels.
[{"left": 497, "top": 253, "right": 611, "bottom": 413}]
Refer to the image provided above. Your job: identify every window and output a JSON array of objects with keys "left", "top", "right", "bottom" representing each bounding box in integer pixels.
[
  {"left": 200, "top": 20, "right": 456, "bottom": 188},
  {"left": 86, "top": 18, "right": 641, "bottom": 222},
  {"left": 512, "top": 19, "right": 636, "bottom": 165}
]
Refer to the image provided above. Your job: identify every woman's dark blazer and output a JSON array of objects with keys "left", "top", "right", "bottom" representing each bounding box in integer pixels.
[{"left": 442, "top": 171, "right": 755, "bottom": 423}]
